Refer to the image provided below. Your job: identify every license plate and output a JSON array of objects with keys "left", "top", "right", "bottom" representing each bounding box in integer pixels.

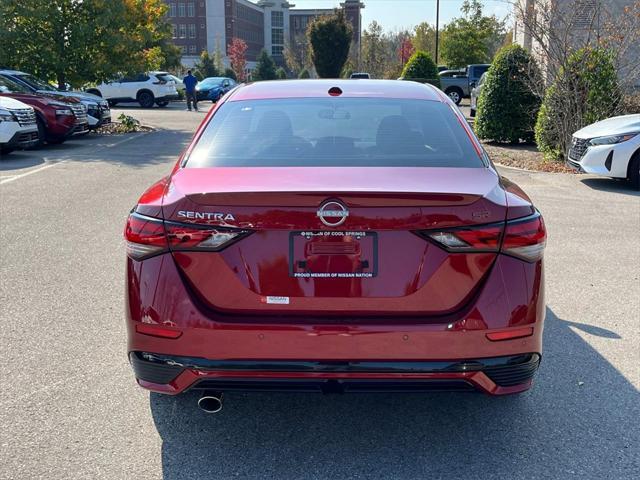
[{"left": 289, "top": 231, "right": 378, "bottom": 278}]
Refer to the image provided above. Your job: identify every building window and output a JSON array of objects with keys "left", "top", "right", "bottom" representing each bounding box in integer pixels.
[
  {"left": 272, "top": 45, "right": 284, "bottom": 56},
  {"left": 187, "top": 3, "right": 195, "bottom": 17},
  {"left": 179, "top": 24, "right": 186, "bottom": 39},
  {"left": 189, "top": 24, "right": 196, "bottom": 38},
  {"left": 271, "top": 10, "right": 284, "bottom": 28},
  {"left": 271, "top": 28, "right": 283, "bottom": 46},
  {"left": 169, "top": 3, "right": 177, "bottom": 17},
  {"left": 201, "top": 23, "right": 205, "bottom": 29},
  {"left": 178, "top": 3, "right": 185, "bottom": 17},
  {"left": 189, "top": 45, "right": 197, "bottom": 54},
  {"left": 171, "top": 24, "right": 177, "bottom": 39},
  {"left": 180, "top": 45, "right": 187, "bottom": 53}
]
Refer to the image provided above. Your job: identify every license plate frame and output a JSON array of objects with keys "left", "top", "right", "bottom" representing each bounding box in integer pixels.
[{"left": 288, "top": 231, "right": 378, "bottom": 278}]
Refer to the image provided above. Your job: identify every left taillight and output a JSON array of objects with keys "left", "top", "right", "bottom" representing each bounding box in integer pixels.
[
  {"left": 125, "top": 213, "right": 168, "bottom": 260},
  {"left": 124, "top": 212, "right": 251, "bottom": 260}
]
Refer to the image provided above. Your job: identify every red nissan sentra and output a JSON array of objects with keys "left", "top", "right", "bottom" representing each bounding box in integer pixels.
[{"left": 125, "top": 80, "right": 546, "bottom": 411}]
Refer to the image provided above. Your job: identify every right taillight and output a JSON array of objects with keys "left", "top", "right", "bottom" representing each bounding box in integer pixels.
[
  {"left": 501, "top": 212, "right": 546, "bottom": 262},
  {"left": 124, "top": 212, "right": 251, "bottom": 261},
  {"left": 417, "top": 212, "right": 546, "bottom": 263}
]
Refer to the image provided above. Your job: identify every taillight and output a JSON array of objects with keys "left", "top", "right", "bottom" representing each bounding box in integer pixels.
[
  {"left": 416, "top": 212, "right": 546, "bottom": 262},
  {"left": 164, "top": 221, "right": 250, "bottom": 252},
  {"left": 124, "top": 212, "right": 251, "bottom": 260},
  {"left": 502, "top": 213, "right": 546, "bottom": 262},
  {"left": 125, "top": 213, "right": 167, "bottom": 260},
  {"left": 418, "top": 223, "right": 503, "bottom": 252}
]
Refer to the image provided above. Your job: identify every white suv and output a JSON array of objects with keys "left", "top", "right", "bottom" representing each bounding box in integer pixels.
[
  {"left": 87, "top": 73, "right": 179, "bottom": 108},
  {"left": 0, "top": 97, "right": 39, "bottom": 154}
]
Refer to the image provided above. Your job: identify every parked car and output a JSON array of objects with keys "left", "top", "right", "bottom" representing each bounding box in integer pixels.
[
  {"left": 124, "top": 80, "right": 547, "bottom": 410},
  {"left": 160, "top": 73, "right": 185, "bottom": 93},
  {"left": 0, "top": 75, "right": 89, "bottom": 145},
  {"left": 195, "top": 77, "right": 237, "bottom": 102},
  {"left": 439, "top": 64, "right": 490, "bottom": 105},
  {"left": 87, "top": 72, "right": 179, "bottom": 108},
  {"left": 0, "top": 69, "right": 111, "bottom": 129},
  {"left": 469, "top": 72, "right": 488, "bottom": 118},
  {"left": 0, "top": 96, "right": 39, "bottom": 154},
  {"left": 567, "top": 114, "right": 640, "bottom": 189},
  {"left": 350, "top": 72, "right": 371, "bottom": 79}
]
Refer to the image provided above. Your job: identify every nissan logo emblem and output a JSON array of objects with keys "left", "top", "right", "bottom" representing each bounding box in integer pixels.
[{"left": 317, "top": 200, "right": 349, "bottom": 227}]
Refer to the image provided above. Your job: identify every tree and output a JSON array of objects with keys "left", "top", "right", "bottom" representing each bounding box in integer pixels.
[
  {"left": 298, "top": 68, "right": 311, "bottom": 79},
  {"left": 440, "top": 0, "right": 505, "bottom": 68},
  {"left": 535, "top": 47, "right": 621, "bottom": 161},
  {"left": 0, "top": 0, "right": 179, "bottom": 88},
  {"left": 412, "top": 22, "right": 435, "bottom": 59},
  {"left": 276, "top": 67, "right": 287, "bottom": 80},
  {"left": 475, "top": 45, "right": 541, "bottom": 143},
  {"left": 307, "top": 11, "right": 352, "bottom": 78},
  {"left": 360, "top": 21, "right": 386, "bottom": 78},
  {"left": 284, "top": 34, "right": 309, "bottom": 76},
  {"left": 213, "top": 41, "right": 225, "bottom": 74},
  {"left": 194, "top": 51, "right": 218, "bottom": 79},
  {"left": 253, "top": 49, "right": 277, "bottom": 81},
  {"left": 224, "top": 68, "right": 237, "bottom": 81},
  {"left": 401, "top": 51, "right": 441, "bottom": 88},
  {"left": 228, "top": 37, "right": 248, "bottom": 82},
  {"left": 399, "top": 36, "right": 415, "bottom": 67}
]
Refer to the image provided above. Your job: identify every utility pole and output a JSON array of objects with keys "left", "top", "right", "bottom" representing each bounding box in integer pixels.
[{"left": 435, "top": 0, "right": 440, "bottom": 64}]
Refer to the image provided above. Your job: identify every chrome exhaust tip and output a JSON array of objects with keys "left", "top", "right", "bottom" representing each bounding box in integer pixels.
[{"left": 197, "top": 391, "right": 223, "bottom": 413}]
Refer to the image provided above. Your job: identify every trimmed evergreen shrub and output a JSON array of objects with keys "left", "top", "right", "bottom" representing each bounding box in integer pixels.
[
  {"left": 401, "top": 51, "right": 441, "bottom": 88},
  {"left": 535, "top": 47, "right": 621, "bottom": 161},
  {"left": 475, "top": 44, "right": 541, "bottom": 143},
  {"left": 253, "top": 49, "right": 277, "bottom": 81},
  {"left": 276, "top": 67, "right": 287, "bottom": 79},
  {"left": 298, "top": 68, "right": 311, "bottom": 79},
  {"left": 224, "top": 68, "right": 237, "bottom": 81}
]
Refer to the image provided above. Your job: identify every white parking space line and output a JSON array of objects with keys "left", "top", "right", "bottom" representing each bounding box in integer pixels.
[{"left": 0, "top": 161, "right": 66, "bottom": 185}]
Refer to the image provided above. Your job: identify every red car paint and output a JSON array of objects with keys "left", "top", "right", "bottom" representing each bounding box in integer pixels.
[
  {"left": 125, "top": 80, "right": 546, "bottom": 397},
  {"left": 0, "top": 75, "right": 88, "bottom": 143}
]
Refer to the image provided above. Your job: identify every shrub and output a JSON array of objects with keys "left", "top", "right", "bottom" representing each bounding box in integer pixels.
[
  {"left": 475, "top": 44, "right": 541, "bottom": 143},
  {"left": 276, "top": 67, "right": 287, "bottom": 79},
  {"left": 253, "top": 49, "right": 277, "bottom": 81},
  {"left": 298, "top": 68, "right": 311, "bottom": 79},
  {"left": 307, "top": 11, "right": 352, "bottom": 78},
  {"left": 535, "top": 47, "right": 621, "bottom": 161},
  {"left": 400, "top": 51, "right": 441, "bottom": 88}
]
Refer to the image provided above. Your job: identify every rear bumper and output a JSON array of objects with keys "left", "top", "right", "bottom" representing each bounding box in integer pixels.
[
  {"left": 130, "top": 352, "right": 541, "bottom": 395},
  {"left": 126, "top": 252, "right": 545, "bottom": 396}
]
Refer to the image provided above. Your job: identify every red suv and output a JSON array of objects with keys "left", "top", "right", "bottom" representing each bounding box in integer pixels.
[
  {"left": 125, "top": 80, "right": 546, "bottom": 411},
  {"left": 0, "top": 74, "right": 89, "bottom": 144}
]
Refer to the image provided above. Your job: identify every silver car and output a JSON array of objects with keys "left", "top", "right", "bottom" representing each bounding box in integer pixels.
[{"left": 469, "top": 72, "right": 487, "bottom": 118}]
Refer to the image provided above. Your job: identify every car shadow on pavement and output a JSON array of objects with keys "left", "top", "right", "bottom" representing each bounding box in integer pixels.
[
  {"left": 150, "top": 307, "right": 638, "bottom": 479},
  {"left": 580, "top": 177, "right": 640, "bottom": 196},
  {"left": 0, "top": 154, "right": 44, "bottom": 170}
]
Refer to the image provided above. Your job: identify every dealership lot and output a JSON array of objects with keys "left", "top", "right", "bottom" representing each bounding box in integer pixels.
[{"left": 1, "top": 107, "right": 638, "bottom": 479}]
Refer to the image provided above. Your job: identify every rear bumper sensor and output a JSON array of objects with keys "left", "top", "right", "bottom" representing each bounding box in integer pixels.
[{"left": 130, "top": 352, "right": 540, "bottom": 393}]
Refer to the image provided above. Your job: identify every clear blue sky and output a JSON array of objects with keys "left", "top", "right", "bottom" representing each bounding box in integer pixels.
[{"left": 291, "top": 0, "right": 512, "bottom": 32}]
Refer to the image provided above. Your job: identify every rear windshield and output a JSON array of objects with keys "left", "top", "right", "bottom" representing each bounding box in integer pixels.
[{"left": 187, "top": 98, "right": 482, "bottom": 168}]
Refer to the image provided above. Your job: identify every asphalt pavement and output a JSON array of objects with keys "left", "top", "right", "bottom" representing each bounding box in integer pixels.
[{"left": 1, "top": 104, "right": 638, "bottom": 480}]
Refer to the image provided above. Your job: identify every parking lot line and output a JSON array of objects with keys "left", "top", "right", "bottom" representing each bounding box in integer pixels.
[{"left": 0, "top": 161, "right": 66, "bottom": 185}]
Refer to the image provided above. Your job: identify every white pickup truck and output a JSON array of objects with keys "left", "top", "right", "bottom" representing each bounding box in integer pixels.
[{"left": 0, "top": 96, "right": 39, "bottom": 154}]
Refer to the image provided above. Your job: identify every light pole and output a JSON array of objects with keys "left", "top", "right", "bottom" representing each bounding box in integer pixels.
[{"left": 435, "top": 0, "right": 440, "bottom": 64}]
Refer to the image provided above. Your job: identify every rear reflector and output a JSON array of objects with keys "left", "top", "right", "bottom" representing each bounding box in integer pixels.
[
  {"left": 417, "top": 212, "right": 545, "bottom": 262},
  {"left": 125, "top": 212, "right": 251, "bottom": 260},
  {"left": 136, "top": 323, "right": 183, "bottom": 339},
  {"left": 486, "top": 327, "right": 534, "bottom": 341}
]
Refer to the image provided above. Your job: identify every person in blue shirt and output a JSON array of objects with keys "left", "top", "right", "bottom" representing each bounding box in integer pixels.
[{"left": 183, "top": 70, "right": 198, "bottom": 111}]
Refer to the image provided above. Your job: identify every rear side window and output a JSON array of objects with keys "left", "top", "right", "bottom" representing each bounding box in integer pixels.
[{"left": 187, "top": 98, "right": 482, "bottom": 168}]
